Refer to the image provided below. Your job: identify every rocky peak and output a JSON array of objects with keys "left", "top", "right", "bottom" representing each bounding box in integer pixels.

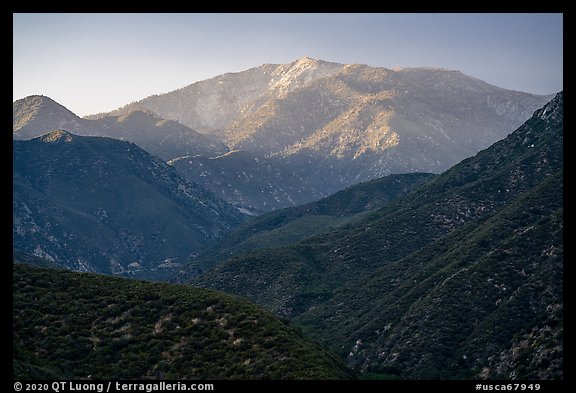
[
  {"left": 268, "top": 57, "right": 344, "bottom": 98},
  {"left": 536, "top": 91, "right": 562, "bottom": 122},
  {"left": 14, "top": 95, "right": 64, "bottom": 112},
  {"left": 40, "top": 129, "right": 74, "bottom": 143},
  {"left": 13, "top": 95, "right": 82, "bottom": 138},
  {"left": 292, "top": 56, "right": 321, "bottom": 68}
]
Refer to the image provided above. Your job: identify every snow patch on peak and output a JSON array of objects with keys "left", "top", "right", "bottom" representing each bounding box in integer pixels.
[
  {"left": 268, "top": 57, "right": 343, "bottom": 98},
  {"left": 293, "top": 56, "right": 320, "bottom": 67}
]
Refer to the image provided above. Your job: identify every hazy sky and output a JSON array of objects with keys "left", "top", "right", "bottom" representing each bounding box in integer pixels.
[{"left": 13, "top": 13, "right": 563, "bottom": 117}]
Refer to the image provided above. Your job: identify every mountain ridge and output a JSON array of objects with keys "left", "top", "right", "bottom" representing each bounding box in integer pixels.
[
  {"left": 13, "top": 95, "right": 227, "bottom": 161},
  {"left": 87, "top": 58, "right": 553, "bottom": 195},
  {"left": 13, "top": 130, "right": 245, "bottom": 279}
]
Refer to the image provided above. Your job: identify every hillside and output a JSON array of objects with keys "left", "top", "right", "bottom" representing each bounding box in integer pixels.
[
  {"left": 13, "top": 130, "right": 244, "bottom": 279},
  {"left": 297, "top": 172, "right": 563, "bottom": 379},
  {"left": 190, "top": 92, "right": 563, "bottom": 378},
  {"left": 13, "top": 96, "right": 226, "bottom": 160},
  {"left": 13, "top": 264, "right": 354, "bottom": 380},
  {"left": 178, "top": 172, "right": 434, "bottom": 278},
  {"left": 169, "top": 149, "right": 321, "bottom": 214},
  {"left": 96, "top": 57, "right": 552, "bottom": 195}
]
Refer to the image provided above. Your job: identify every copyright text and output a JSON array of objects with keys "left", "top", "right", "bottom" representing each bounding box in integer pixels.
[{"left": 13, "top": 382, "right": 214, "bottom": 393}]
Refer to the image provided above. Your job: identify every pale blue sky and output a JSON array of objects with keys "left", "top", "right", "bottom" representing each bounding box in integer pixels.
[{"left": 13, "top": 13, "right": 563, "bottom": 117}]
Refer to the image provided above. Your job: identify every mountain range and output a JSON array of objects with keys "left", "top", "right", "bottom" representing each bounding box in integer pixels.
[
  {"left": 12, "top": 57, "right": 562, "bottom": 380},
  {"left": 92, "top": 57, "right": 553, "bottom": 195},
  {"left": 13, "top": 95, "right": 319, "bottom": 213},
  {"left": 190, "top": 92, "right": 563, "bottom": 379},
  {"left": 13, "top": 95, "right": 227, "bottom": 161},
  {"left": 13, "top": 130, "right": 244, "bottom": 279},
  {"left": 15, "top": 58, "right": 552, "bottom": 212}
]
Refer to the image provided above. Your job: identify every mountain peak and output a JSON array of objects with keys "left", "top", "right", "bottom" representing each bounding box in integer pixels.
[
  {"left": 293, "top": 56, "right": 320, "bottom": 67},
  {"left": 290, "top": 56, "right": 344, "bottom": 70},
  {"left": 15, "top": 94, "right": 59, "bottom": 106},
  {"left": 536, "top": 91, "right": 562, "bottom": 122},
  {"left": 39, "top": 129, "right": 75, "bottom": 143},
  {"left": 14, "top": 95, "right": 82, "bottom": 139},
  {"left": 268, "top": 57, "right": 344, "bottom": 98},
  {"left": 14, "top": 95, "right": 74, "bottom": 117}
]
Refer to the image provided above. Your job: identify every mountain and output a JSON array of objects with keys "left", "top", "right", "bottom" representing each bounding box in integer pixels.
[
  {"left": 298, "top": 172, "right": 563, "bottom": 379},
  {"left": 13, "top": 95, "right": 85, "bottom": 140},
  {"left": 190, "top": 92, "right": 563, "bottom": 378},
  {"left": 13, "top": 264, "right": 354, "bottom": 380},
  {"left": 13, "top": 130, "right": 244, "bottom": 279},
  {"left": 177, "top": 172, "right": 435, "bottom": 278},
  {"left": 169, "top": 149, "right": 323, "bottom": 214},
  {"left": 13, "top": 96, "right": 323, "bottom": 213},
  {"left": 92, "top": 57, "right": 345, "bottom": 133},
  {"left": 16, "top": 60, "right": 552, "bottom": 214},
  {"left": 96, "top": 57, "right": 553, "bottom": 195},
  {"left": 13, "top": 95, "right": 226, "bottom": 160}
]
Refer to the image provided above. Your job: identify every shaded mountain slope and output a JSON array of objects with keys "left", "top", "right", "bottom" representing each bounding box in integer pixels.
[
  {"left": 297, "top": 172, "right": 563, "bottom": 379},
  {"left": 13, "top": 131, "right": 244, "bottom": 279},
  {"left": 177, "top": 172, "right": 434, "bottom": 278},
  {"left": 169, "top": 149, "right": 321, "bottom": 214}
]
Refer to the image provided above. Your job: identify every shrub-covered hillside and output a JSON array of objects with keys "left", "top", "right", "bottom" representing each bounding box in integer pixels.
[{"left": 13, "top": 264, "right": 354, "bottom": 380}]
